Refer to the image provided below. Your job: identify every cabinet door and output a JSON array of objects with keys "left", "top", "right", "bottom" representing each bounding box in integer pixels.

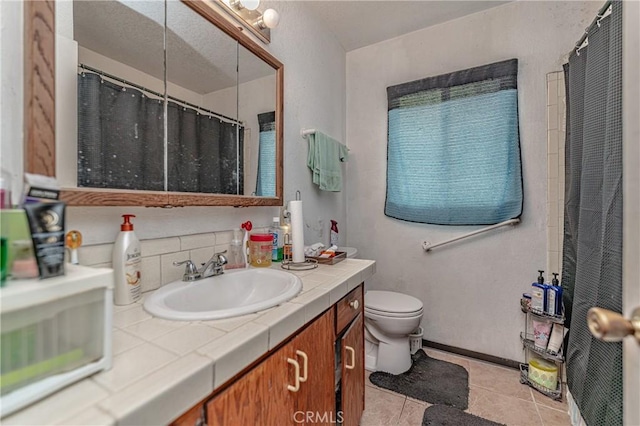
[
  {"left": 206, "top": 343, "right": 297, "bottom": 425},
  {"left": 292, "top": 309, "right": 336, "bottom": 424},
  {"left": 206, "top": 309, "right": 335, "bottom": 426},
  {"left": 340, "top": 313, "right": 364, "bottom": 426}
]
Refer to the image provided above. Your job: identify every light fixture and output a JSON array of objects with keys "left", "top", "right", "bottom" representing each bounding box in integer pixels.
[
  {"left": 230, "top": 0, "right": 260, "bottom": 11},
  {"left": 218, "top": 0, "right": 278, "bottom": 43},
  {"left": 256, "top": 8, "right": 279, "bottom": 30}
]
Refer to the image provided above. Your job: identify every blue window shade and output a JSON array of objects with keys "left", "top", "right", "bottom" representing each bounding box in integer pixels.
[
  {"left": 256, "top": 111, "right": 276, "bottom": 197},
  {"left": 385, "top": 59, "right": 523, "bottom": 225}
]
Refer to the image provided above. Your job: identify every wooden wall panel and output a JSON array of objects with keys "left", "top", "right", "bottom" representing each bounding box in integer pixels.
[{"left": 24, "top": 0, "right": 56, "bottom": 177}]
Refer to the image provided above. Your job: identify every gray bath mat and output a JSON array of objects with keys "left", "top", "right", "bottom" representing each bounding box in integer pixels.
[
  {"left": 369, "top": 349, "right": 469, "bottom": 409},
  {"left": 422, "top": 405, "right": 506, "bottom": 426}
]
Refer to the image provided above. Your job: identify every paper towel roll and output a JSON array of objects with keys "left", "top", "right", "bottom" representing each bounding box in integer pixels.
[{"left": 288, "top": 200, "right": 305, "bottom": 263}]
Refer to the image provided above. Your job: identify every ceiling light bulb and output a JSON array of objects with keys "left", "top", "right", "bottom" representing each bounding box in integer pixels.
[
  {"left": 261, "top": 8, "right": 279, "bottom": 29},
  {"left": 240, "top": 0, "right": 260, "bottom": 10}
]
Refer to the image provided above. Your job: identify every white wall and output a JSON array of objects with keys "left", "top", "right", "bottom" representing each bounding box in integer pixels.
[
  {"left": 55, "top": 0, "right": 346, "bottom": 246},
  {"left": 0, "top": 0, "right": 24, "bottom": 205},
  {"left": 346, "top": 1, "right": 602, "bottom": 361}
]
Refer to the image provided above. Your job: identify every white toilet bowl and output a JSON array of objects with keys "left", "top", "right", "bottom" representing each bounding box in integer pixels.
[{"left": 364, "top": 290, "right": 423, "bottom": 374}]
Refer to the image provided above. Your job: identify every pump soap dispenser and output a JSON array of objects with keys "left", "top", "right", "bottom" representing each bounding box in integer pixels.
[
  {"left": 113, "top": 214, "right": 141, "bottom": 305},
  {"left": 531, "top": 270, "right": 546, "bottom": 313}
]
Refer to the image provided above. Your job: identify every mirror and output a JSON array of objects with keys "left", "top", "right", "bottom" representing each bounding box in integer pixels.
[{"left": 50, "top": 0, "right": 282, "bottom": 206}]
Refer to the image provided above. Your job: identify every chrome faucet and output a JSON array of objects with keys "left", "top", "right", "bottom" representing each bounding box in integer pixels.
[
  {"left": 173, "top": 251, "right": 228, "bottom": 282},
  {"left": 200, "top": 251, "right": 228, "bottom": 278}
]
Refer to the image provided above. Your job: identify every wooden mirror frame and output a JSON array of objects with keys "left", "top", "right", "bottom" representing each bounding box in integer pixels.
[{"left": 24, "top": 0, "right": 284, "bottom": 207}]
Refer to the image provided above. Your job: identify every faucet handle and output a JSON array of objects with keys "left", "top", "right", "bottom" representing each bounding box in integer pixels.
[
  {"left": 214, "top": 251, "right": 228, "bottom": 265},
  {"left": 173, "top": 260, "right": 200, "bottom": 281}
]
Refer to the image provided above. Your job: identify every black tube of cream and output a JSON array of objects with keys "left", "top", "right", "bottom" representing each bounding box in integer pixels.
[{"left": 24, "top": 202, "right": 66, "bottom": 279}]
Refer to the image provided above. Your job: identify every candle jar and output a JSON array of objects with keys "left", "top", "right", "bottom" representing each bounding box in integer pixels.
[{"left": 249, "top": 233, "right": 273, "bottom": 268}]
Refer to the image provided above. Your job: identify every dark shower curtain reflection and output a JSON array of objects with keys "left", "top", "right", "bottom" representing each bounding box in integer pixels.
[
  {"left": 167, "top": 103, "right": 243, "bottom": 194},
  {"left": 78, "top": 72, "right": 244, "bottom": 194},
  {"left": 78, "top": 73, "right": 164, "bottom": 190}
]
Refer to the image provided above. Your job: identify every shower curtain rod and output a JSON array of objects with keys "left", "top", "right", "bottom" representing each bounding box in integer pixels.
[
  {"left": 78, "top": 63, "right": 243, "bottom": 126},
  {"left": 422, "top": 218, "right": 520, "bottom": 252},
  {"left": 575, "top": 0, "right": 612, "bottom": 53}
]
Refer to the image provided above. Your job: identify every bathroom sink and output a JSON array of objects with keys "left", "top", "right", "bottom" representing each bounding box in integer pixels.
[{"left": 143, "top": 268, "right": 302, "bottom": 321}]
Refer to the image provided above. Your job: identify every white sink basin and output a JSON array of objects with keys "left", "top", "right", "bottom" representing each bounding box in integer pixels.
[{"left": 143, "top": 268, "right": 302, "bottom": 321}]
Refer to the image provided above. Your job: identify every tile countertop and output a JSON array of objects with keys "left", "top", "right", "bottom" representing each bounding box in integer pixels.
[{"left": 4, "top": 259, "right": 376, "bottom": 426}]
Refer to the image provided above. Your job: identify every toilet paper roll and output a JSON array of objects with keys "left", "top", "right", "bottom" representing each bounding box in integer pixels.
[{"left": 288, "top": 200, "right": 305, "bottom": 263}]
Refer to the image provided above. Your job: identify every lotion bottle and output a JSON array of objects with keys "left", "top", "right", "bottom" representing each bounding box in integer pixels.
[
  {"left": 113, "top": 214, "right": 141, "bottom": 305},
  {"left": 531, "top": 270, "right": 546, "bottom": 313}
]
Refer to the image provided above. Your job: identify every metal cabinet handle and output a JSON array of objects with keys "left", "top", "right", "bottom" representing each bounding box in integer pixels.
[
  {"left": 349, "top": 300, "right": 360, "bottom": 310},
  {"left": 296, "top": 350, "right": 308, "bottom": 383},
  {"left": 345, "top": 346, "right": 355, "bottom": 370},
  {"left": 587, "top": 307, "right": 640, "bottom": 343},
  {"left": 287, "top": 358, "right": 301, "bottom": 392}
]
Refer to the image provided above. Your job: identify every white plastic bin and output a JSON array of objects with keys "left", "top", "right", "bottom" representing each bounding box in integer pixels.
[
  {"left": 409, "top": 326, "right": 423, "bottom": 354},
  {"left": 0, "top": 265, "right": 113, "bottom": 418}
]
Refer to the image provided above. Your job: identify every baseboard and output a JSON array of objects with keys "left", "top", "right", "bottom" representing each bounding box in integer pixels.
[{"left": 422, "top": 340, "right": 520, "bottom": 370}]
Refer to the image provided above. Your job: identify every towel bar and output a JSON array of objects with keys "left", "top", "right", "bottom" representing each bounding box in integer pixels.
[
  {"left": 423, "top": 218, "right": 520, "bottom": 252},
  {"left": 301, "top": 128, "right": 316, "bottom": 139}
]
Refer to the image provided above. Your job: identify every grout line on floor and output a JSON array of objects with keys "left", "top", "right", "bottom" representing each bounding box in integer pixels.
[
  {"left": 532, "top": 389, "right": 545, "bottom": 426},
  {"left": 397, "top": 396, "right": 408, "bottom": 424}
]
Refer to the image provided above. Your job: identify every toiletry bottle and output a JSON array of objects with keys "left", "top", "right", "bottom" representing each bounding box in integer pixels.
[
  {"left": 269, "top": 217, "right": 283, "bottom": 262},
  {"left": 113, "top": 214, "right": 141, "bottom": 305},
  {"left": 530, "top": 270, "right": 546, "bottom": 313},
  {"left": 550, "top": 273, "right": 563, "bottom": 316},
  {"left": 282, "top": 217, "right": 292, "bottom": 261},
  {"left": 241, "top": 221, "right": 252, "bottom": 267},
  {"left": 226, "top": 229, "right": 246, "bottom": 269},
  {"left": 330, "top": 220, "right": 339, "bottom": 246},
  {"left": 0, "top": 171, "right": 11, "bottom": 209},
  {"left": 545, "top": 282, "right": 557, "bottom": 316}
]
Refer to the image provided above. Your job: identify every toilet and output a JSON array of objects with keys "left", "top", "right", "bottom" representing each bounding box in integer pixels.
[{"left": 364, "top": 290, "right": 424, "bottom": 374}]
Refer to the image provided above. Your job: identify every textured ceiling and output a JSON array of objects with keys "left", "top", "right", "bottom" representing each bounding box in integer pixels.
[{"left": 302, "top": 1, "right": 510, "bottom": 52}]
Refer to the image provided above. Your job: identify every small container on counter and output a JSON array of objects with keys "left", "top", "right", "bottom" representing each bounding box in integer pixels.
[
  {"left": 249, "top": 233, "right": 273, "bottom": 268},
  {"left": 10, "top": 240, "right": 39, "bottom": 279}
]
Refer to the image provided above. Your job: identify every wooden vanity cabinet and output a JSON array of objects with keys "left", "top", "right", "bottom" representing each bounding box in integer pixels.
[
  {"left": 172, "top": 285, "right": 364, "bottom": 426},
  {"left": 335, "top": 286, "right": 365, "bottom": 426},
  {"left": 338, "top": 313, "right": 365, "bottom": 426},
  {"left": 207, "top": 309, "right": 335, "bottom": 426}
]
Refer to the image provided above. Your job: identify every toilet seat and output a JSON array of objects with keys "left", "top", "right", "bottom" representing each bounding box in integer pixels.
[
  {"left": 365, "top": 291, "right": 423, "bottom": 314},
  {"left": 365, "top": 306, "right": 423, "bottom": 318}
]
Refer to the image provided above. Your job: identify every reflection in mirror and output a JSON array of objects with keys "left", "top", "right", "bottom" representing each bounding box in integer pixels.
[
  {"left": 72, "top": 0, "right": 166, "bottom": 191},
  {"left": 237, "top": 44, "right": 277, "bottom": 196},
  {"left": 54, "top": 0, "right": 282, "bottom": 204},
  {"left": 166, "top": 0, "right": 243, "bottom": 195}
]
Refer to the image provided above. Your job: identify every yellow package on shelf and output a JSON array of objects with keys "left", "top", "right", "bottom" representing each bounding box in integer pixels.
[{"left": 528, "top": 358, "right": 558, "bottom": 390}]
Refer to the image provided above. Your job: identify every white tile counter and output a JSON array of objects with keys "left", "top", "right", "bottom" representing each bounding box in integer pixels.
[{"left": 3, "top": 259, "right": 375, "bottom": 426}]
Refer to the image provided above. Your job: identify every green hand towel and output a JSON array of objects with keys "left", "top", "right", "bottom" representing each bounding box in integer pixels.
[{"left": 306, "top": 132, "right": 348, "bottom": 192}]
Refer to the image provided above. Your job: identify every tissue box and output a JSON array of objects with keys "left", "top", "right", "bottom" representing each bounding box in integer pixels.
[{"left": 0, "top": 265, "right": 113, "bottom": 418}]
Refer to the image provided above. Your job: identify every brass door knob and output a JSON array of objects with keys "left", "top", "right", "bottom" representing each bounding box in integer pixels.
[{"left": 587, "top": 307, "right": 640, "bottom": 343}]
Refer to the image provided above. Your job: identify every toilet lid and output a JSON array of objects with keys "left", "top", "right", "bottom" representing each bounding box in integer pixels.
[{"left": 365, "top": 291, "right": 423, "bottom": 314}]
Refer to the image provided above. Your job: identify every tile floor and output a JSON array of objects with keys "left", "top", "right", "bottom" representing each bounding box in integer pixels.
[{"left": 361, "top": 347, "right": 570, "bottom": 426}]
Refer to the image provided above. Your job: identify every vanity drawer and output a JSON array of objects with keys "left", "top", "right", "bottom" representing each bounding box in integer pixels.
[{"left": 336, "top": 285, "right": 363, "bottom": 334}]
